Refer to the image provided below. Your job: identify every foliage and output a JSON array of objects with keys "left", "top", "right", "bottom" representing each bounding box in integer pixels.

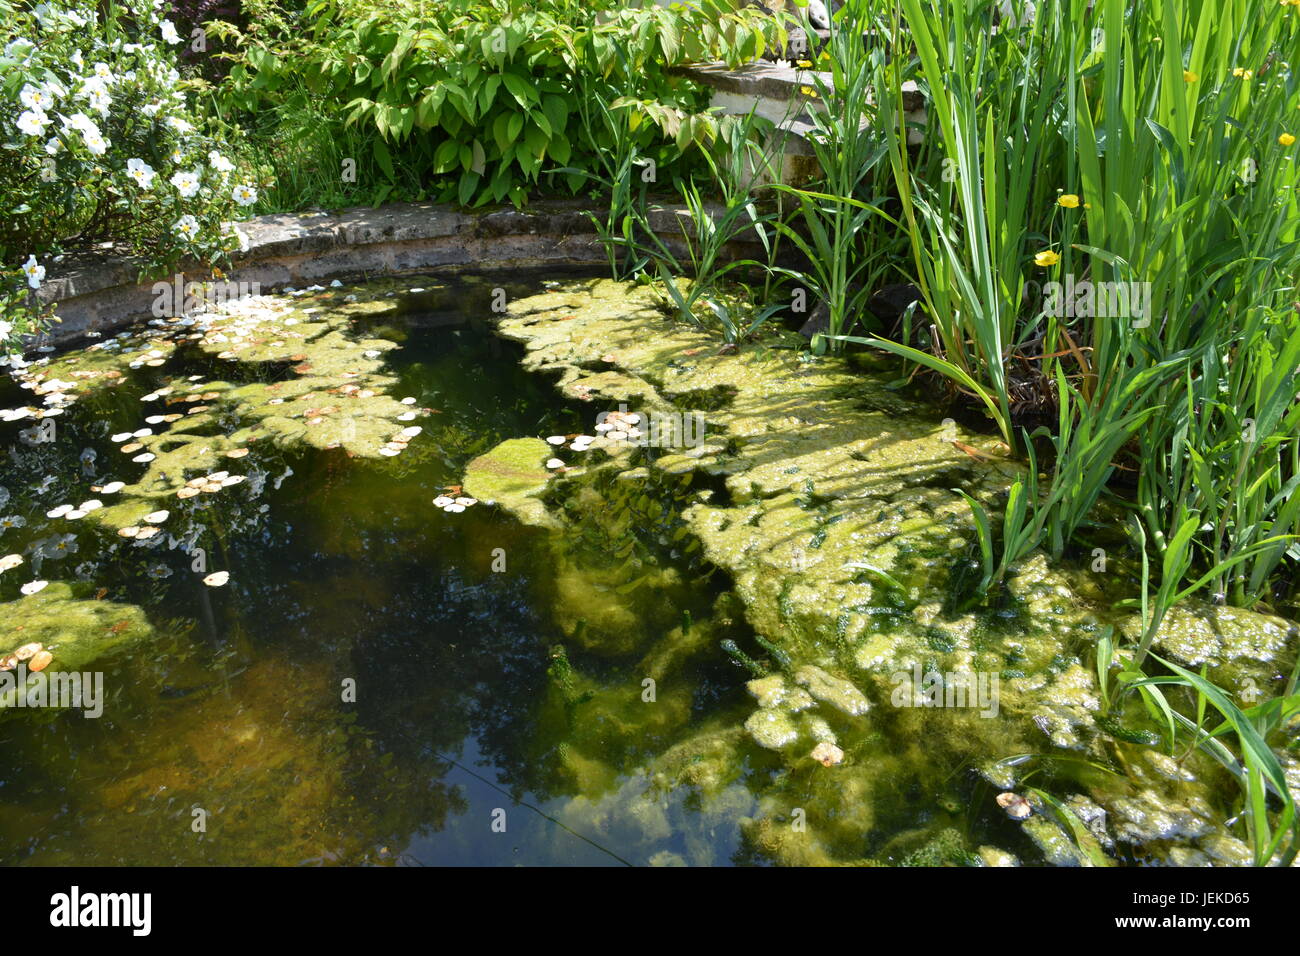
[
  {"left": 835, "top": 0, "right": 1300, "bottom": 617},
  {"left": 209, "top": 0, "right": 789, "bottom": 210},
  {"left": 771, "top": 2, "right": 900, "bottom": 352},
  {"left": 1120, "top": 653, "right": 1300, "bottom": 866}
]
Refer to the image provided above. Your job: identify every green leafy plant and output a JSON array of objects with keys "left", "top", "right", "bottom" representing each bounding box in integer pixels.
[
  {"left": 211, "top": 0, "right": 786, "bottom": 209},
  {"left": 771, "top": 1, "right": 900, "bottom": 352},
  {"left": 635, "top": 111, "right": 785, "bottom": 343}
]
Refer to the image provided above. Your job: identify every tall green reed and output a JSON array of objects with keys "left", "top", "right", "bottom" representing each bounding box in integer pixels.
[
  {"left": 769, "top": 2, "right": 901, "bottom": 352},
  {"left": 856, "top": 0, "right": 1298, "bottom": 619}
]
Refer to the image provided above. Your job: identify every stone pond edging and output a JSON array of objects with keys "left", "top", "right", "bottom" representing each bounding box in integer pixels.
[{"left": 31, "top": 200, "right": 771, "bottom": 348}]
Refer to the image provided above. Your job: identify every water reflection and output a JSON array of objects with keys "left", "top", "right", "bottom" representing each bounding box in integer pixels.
[{"left": 0, "top": 279, "right": 754, "bottom": 866}]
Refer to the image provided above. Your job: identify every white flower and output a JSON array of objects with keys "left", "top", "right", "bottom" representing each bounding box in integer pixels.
[
  {"left": 170, "top": 170, "right": 201, "bottom": 198},
  {"left": 20, "top": 580, "right": 48, "bottom": 595},
  {"left": 76, "top": 75, "right": 109, "bottom": 99},
  {"left": 17, "top": 109, "right": 49, "bottom": 137},
  {"left": 82, "top": 128, "right": 108, "bottom": 155},
  {"left": 160, "top": 19, "right": 181, "bottom": 45},
  {"left": 19, "top": 84, "right": 54, "bottom": 110},
  {"left": 70, "top": 49, "right": 83, "bottom": 70},
  {"left": 126, "top": 158, "right": 156, "bottom": 188},
  {"left": 0, "top": 321, "right": 11, "bottom": 341},
  {"left": 92, "top": 62, "right": 114, "bottom": 82},
  {"left": 173, "top": 215, "right": 200, "bottom": 241},
  {"left": 165, "top": 115, "right": 194, "bottom": 133},
  {"left": 232, "top": 183, "right": 258, "bottom": 206},
  {"left": 62, "top": 112, "right": 97, "bottom": 134},
  {"left": 5, "top": 39, "right": 34, "bottom": 63},
  {"left": 84, "top": 86, "right": 111, "bottom": 115},
  {"left": 208, "top": 151, "right": 234, "bottom": 173},
  {"left": 21, "top": 256, "right": 45, "bottom": 290},
  {"left": 44, "top": 137, "right": 61, "bottom": 156}
]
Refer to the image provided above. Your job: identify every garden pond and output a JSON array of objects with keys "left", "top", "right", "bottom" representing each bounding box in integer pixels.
[{"left": 0, "top": 275, "right": 1295, "bottom": 866}]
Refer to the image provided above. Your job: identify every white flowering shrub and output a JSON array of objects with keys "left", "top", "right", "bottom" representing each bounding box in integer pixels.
[{"left": 0, "top": 0, "right": 259, "bottom": 359}]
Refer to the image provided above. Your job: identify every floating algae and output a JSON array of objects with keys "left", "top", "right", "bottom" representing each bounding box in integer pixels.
[
  {"left": 3, "top": 273, "right": 1295, "bottom": 866},
  {"left": 480, "top": 277, "right": 1300, "bottom": 866},
  {"left": 0, "top": 582, "right": 152, "bottom": 712},
  {"left": 462, "top": 437, "right": 556, "bottom": 529},
  {"left": 6, "top": 284, "right": 429, "bottom": 542}
]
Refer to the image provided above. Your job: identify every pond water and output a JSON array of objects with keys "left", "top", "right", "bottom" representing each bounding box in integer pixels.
[
  {"left": 0, "top": 275, "right": 1228, "bottom": 867},
  {"left": 0, "top": 277, "right": 760, "bottom": 865}
]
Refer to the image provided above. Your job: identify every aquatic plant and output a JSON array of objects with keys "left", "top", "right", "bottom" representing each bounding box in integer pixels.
[
  {"left": 1122, "top": 655, "right": 1300, "bottom": 866},
  {"left": 562, "top": 82, "right": 653, "bottom": 281},
  {"left": 810, "top": 0, "right": 1300, "bottom": 624},
  {"left": 633, "top": 109, "right": 786, "bottom": 343},
  {"left": 770, "top": 1, "right": 900, "bottom": 352}
]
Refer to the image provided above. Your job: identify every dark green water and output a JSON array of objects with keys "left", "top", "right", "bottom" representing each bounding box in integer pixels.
[
  {"left": 0, "top": 279, "right": 771, "bottom": 866},
  {"left": 0, "top": 276, "right": 1085, "bottom": 868}
]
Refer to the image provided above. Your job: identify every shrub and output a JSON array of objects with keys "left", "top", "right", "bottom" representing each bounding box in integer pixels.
[
  {"left": 208, "top": 0, "right": 788, "bottom": 210},
  {"left": 0, "top": 0, "right": 253, "bottom": 359}
]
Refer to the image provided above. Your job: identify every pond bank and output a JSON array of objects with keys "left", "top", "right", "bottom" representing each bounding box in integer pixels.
[{"left": 31, "top": 201, "right": 772, "bottom": 349}]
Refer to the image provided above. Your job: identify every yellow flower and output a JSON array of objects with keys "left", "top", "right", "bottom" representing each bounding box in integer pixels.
[
  {"left": 1034, "top": 250, "right": 1061, "bottom": 267},
  {"left": 1058, "top": 194, "right": 1081, "bottom": 208},
  {"left": 1232, "top": 68, "right": 1253, "bottom": 78},
  {"left": 1183, "top": 70, "right": 1199, "bottom": 83},
  {"left": 796, "top": 60, "right": 813, "bottom": 69},
  {"left": 800, "top": 86, "right": 819, "bottom": 98},
  {"left": 1280, "top": 133, "right": 1297, "bottom": 146}
]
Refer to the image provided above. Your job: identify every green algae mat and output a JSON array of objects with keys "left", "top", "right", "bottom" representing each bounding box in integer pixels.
[{"left": 0, "top": 275, "right": 1294, "bottom": 866}]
